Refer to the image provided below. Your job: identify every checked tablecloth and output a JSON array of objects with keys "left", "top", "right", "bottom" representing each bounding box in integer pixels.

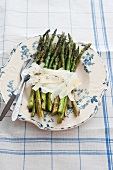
[{"left": 0, "top": 0, "right": 113, "bottom": 170}]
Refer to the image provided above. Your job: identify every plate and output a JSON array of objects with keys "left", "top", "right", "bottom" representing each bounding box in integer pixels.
[{"left": 0, "top": 35, "right": 108, "bottom": 131}]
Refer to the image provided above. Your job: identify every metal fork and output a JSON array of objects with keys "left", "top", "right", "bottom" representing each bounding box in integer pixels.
[
  {"left": 11, "top": 60, "right": 33, "bottom": 121},
  {"left": 0, "top": 58, "right": 34, "bottom": 121}
]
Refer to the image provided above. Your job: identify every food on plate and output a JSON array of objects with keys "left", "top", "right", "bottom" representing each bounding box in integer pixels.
[{"left": 27, "top": 29, "right": 91, "bottom": 124}]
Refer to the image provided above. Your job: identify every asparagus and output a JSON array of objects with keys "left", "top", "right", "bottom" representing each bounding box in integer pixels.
[
  {"left": 71, "top": 100, "right": 80, "bottom": 117},
  {"left": 49, "top": 32, "right": 65, "bottom": 69},
  {"left": 61, "top": 41, "right": 65, "bottom": 69},
  {"left": 37, "top": 30, "right": 53, "bottom": 111},
  {"left": 45, "top": 33, "right": 50, "bottom": 51},
  {"left": 57, "top": 34, "right": 73, "bottom": 123},
  {"left": 51, "top": 39, "right": 66, "bottom": 115},
  {"left": 70, "top": 46, "right": 79, "bottom": 72},
  {"left": 58, "top": 98, "right": 65, "bottom": 113},
  {"left": 58, "top": 60, "right": 62, "bottom": 69},
  {"left": 41, "top": 29, "right": 50, "bottom": 50},
  {"left": 48, "top": 34, "right": 66, "bottom": 113},
  {"left": 66, "top": 42, "right": 73, "bottom": 70},
  {"left": 68, "top": 33, "right": 73, "bottom": 45},
  {"left": 44, "top": 29, "right": 57, "bottom": 68},
  {"left": 47, "top": 93, "right": 53, "bottom": 112},
  {"left": 52, "top": 96, "right": 59, "bottom": 115},
  {"left": 71, "top": 43, "right": 76, "bottom": 65},
  {"left": 27, "top": 89, "right": 35, "bottom": 110},
  {"left": 64, "top": 42, "right": 69, "bottom": 61},
  {"left": 29, "top": 36, "right": 43, "bottom": 116},
  {"left": 57, "top": 96, "right": 68, "bottom": 124},
  {"left": 51, "top": 50, "right": 62, "bottom": 115},
  {"left": 35, "top": 30, "right": 50, "bottom": 115},
  {"left": 43, "top": 29, "right": 50, "bottom": 39},
  {"left": 74, "top": 43, "right": 91, "bottom": 70},
  {"left": 53, "top": 56, "right": 59, "bottom": 70},
  {"left": 31, "top": 100, "right": 35, "bottom": 117},
  {"left": 36, "top": 90, "right": 44, "bottom": 118},
  {"left": 35, "top": 36, "right": 43, "bottom": 63},
  {"left": 42, "top": 30, "right": 57, "bottom": 112},
  {"left": 41, "top": 92, "right": 46, "bottom": 111}
]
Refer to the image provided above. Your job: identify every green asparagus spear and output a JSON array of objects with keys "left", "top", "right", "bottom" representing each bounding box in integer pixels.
[
  {"left": 47, "top": 44, "right": 61, "bottom": 113},
  {"left": 43, "top": 29, "right": 50, "bottom": 39},
  {"left": 44, "top": 29, "right": 57, "bottom": 68},
  {"left": 57, "top": 34, "right": 73, "bottom": 123},
  {"left": 42, "top": 30, "right": 57, "bottom": 111},
  {"left": 71, "top": 100, "right": 80, "bottom": 117},
  {"left": 66, "top": 43, "right": 73, "bottom": 70},
  {"left": 71, "top": 43, "right": 76, "bottom": 65},
  {"left": 61, "top": 41, "right": 65, "bottom": 69},
  {"left": 31, "top": 100, "right": 35, "bottom": 117},
  {"left": 42, "top": 29, "right": 50, "bottom": 51},
  {"left": 57, "top": 96, "right": 68, "bottom": 124},
  {"left": 49, "top": 32, "right": 65, "bottom": 68},
  {"left": 58, "top": 98, "right": 65, "bottom": 113},
  {"left": 57, "top": 97, "right": 68, "bottom": 123},
  {"left": 27, "top": 89, "right": 35, "bottom": 110},
  {"left": 36, "top": 90, "right": 44, "bottom": 118},
  {"left": 47, "top": 93, "right": 53, "bottom": 112},
  {"left": 64, "top": 42, "right": 69, "bottom": 61},
  {"left": 41, "top": 92, "right": 47, "bottom": 111},
  {"left": 68, "top": 33, "right": 73, "bottom": 45},
  {"left": 53, "top": 56, "right": 59, "bottom": 70},
  {"left": 74, "top": 43, "right": 91, "bottom": 70},
  {"left": 70, "top": 46, "right": 79, "bottom": 72},
  {"left": 52, "top": 96, "right": 59, "bottom": 115}
]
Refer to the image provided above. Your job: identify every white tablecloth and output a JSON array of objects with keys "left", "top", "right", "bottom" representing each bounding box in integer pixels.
[{"left": 0, "top": 0, "right": 113, "bottom": 170}]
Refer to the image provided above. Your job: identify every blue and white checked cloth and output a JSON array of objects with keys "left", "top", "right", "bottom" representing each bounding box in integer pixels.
[{"left": 0, "top": 0, "right": 113, "bottom": 170}]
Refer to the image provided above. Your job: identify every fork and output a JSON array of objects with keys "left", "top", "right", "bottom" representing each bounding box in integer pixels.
[
  {"left": 11, "top": 83, "right": 26, "bottom": 121},
  {"left": 0, "top": 58, "right": 34, "bottom": 121}
]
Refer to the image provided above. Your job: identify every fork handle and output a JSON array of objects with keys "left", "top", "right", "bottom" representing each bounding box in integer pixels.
[
  {"left": 0, "top": 94, "right": 16, "bottom": 121},
  {"left": 12, "top": 83, "right": 25, "bottom": 121}
]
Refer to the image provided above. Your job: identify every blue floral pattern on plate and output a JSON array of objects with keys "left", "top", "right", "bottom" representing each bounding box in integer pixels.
[
  {"left": 32, "top": 41, "right": 38, "bottom": 50},
  {"left": 21, "top": 45, "right": 32, "bottom": 60},
  {"left": 82, "top": 52, "right": 95, "bottom": 74},
  {"left": 7, "top": 80, "right": 14, "bottom": 97}
]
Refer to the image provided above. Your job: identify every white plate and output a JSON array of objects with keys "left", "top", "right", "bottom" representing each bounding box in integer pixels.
[{"left": 0, "top": 35, "right": 108, "bottom": 131}]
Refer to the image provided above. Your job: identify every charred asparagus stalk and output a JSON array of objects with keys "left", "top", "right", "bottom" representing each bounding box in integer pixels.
[
  {"left": 61, "top": 41, "right": 65, "bottom": 69},
  {"left": 49, "top": 32, "right": 65, "bottom": 69},
  {"left": 57, "top": 96, "right": 68, "bottom": 124},
  {"left": 30, "top": 30, "right": 51, "bottom": 116},
  {"left": 70, "top": 46, "right": 79, "bottom": 72},
  {"left": 27, "top": 89, "right": 35, "bottom": 110},
  {"left": 46, "top": 32, "right": 66, "bottom": 112},
  {"left": 36, "top": 89, "right": 44, "bottom": 118},
  {"left": 31, "top": 100, "right": 36, "bottom": 117},
  {"left": 57, "top": 33, "right": 73, "bottom": 123},
  {"left": 52, "top": 96, "right": 59, "bottom": 116},
  {"left": 43, "top": 30, "right": 57, "bottom": 112},
  {"left": 74, "top": 43, "right": 91, "bottom": 70},
  {"left": 44, "top": 29, "right": 57, "bottom": 68},
  {"left": 51, "top": 34, "right": 67, "bottom": 116}
]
